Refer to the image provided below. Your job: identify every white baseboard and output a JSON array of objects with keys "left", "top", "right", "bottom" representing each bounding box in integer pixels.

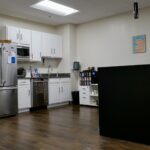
[
  {"left": 47, "top": 101, "right": 70, "bottom": 108},
  {"left": 18, "top": 108, "right": 30, "bottom": 113}
]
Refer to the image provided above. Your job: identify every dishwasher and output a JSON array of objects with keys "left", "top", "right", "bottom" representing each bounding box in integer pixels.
[{"left": 31, "top": 78, "right": 48, "bottom": 110}]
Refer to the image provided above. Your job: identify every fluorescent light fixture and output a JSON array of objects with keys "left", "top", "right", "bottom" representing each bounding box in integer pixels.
[{"left": 31, "top": 0, "right": 79, "bottom": 16}]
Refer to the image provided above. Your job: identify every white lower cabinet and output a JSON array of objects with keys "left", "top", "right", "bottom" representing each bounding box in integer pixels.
[
  {"left": 79, "top": 86, "right": 90, "bottom": 105},
  {"left": 79, "top": 85, "right": 98, "bottom": 106},
  {"left": 48, "top": 78, "right": 71, "bottom": 105},
  {"left": 18, "top": 79, "right": 31, "bottom": 109}
]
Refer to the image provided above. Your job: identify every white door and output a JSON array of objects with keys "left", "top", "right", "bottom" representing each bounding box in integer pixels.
[
  {"left": 7, "top": 26, "right": 19, "bottom": 44},
  {"left": 49, "top": 83, "right": 60, "bottom": 104},
  {"left": 55, "top": 35, "right": 62, "bottom": 58},
  {"left": 31, "top": 31, "right": 42, "bottom": 61},
  {"left": 65, "top": 83, "right": 71, "bottom": 101},
  {"left": 51, "top": 35, "right": 62, "bottom": 58},
  {"left": 42, "top": 33, "right": 51, "bottom": 57},
  {"left": 18, "top": 85, "right": 31, "bottom": 109},
  {"left": 60, "top": 83, "right": 68, "bottom": 102},
  {"left": 49, "top": 34, "right": 56, "bottom": 57},
  {"left": 19, "top": 28, "right": 31, "bottom": 45},
  {"left": 60, "top": 78, "right": 71, "bottom": 102}
]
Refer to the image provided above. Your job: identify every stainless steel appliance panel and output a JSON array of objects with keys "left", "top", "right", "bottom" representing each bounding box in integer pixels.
[
  {"left": 31, "top": 79, "right": 48, "bottom": 107},
  {"left": 0, "top": 44, "right": 17, "bottom": 86},
  {"left": 0, "top": 87, "right": 18, "bottom": 117},
  {"left": 17, "top": 45, "right": 30, "bottom": 61}
]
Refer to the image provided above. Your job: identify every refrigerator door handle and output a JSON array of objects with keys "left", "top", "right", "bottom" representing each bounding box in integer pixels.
[
  {"left": 2, "top": 80, "right": 6, "bottom": 87},
  {"left": 0, "top": 87, "right": 18, "bottom": 90}
]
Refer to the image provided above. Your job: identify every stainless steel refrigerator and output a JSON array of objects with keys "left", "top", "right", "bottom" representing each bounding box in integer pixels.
[{"left": 0, "top": 43, "right": 18, "bottom": 117}]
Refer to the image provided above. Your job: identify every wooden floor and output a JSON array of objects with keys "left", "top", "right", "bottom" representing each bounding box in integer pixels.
[{"left": 0, "top": 105, "right": 149, "bottom": 150}]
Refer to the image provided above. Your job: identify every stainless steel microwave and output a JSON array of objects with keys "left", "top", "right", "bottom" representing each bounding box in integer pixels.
[{"left": 17, "top": 45, "right": 30, "bottom": 61}]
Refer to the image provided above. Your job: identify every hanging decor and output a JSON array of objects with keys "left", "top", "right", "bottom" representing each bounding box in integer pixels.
[
  {"left": 132, "top": 35, "right": 146, "bottom": 53},
  {"left": 133, "top": 1, "right": 139, "bottom": 19}
]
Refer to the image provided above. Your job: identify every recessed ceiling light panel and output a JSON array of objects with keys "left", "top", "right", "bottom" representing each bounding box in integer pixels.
[{"left": 31, "top": 0, "right": 79, "bottom": 16}]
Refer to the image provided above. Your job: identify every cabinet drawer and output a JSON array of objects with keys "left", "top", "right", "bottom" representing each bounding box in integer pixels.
[
  {"left": 80, "top": 86, "right": 89, "bottom": 93},
  {"left": 49, "top": 78, "right": 60, "bottom": 83},
  {"left": 18, "top": 79, "right": 30, "bottom": 86},
  {"left": 80, "top": 96, "right": 89, "bottom": 101},
  {"left": 80, "top": 92, "right": 89, "bottom": 98},
  {"left": 60, "top": 78, "right": 70, "bottom": 83},
  {"left": 80, "top": 96, "right": 90, "bottom": 105}
]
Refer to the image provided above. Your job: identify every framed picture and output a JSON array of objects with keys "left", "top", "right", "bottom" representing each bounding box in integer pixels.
[{"left": 132, "top": 35, "right": 146, "bottom": 53}]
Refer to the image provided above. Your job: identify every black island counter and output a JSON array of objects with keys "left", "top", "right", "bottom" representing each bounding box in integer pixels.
[{"left": 98, "top": 64, "right": 150, "bottom": 145}]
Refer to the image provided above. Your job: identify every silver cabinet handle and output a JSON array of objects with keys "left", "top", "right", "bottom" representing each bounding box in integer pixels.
[
  {"left": 61, "top": 87, "right": 63, "bottom": 92},
  {"left": 82, "top": 97, "right": 86, "bottom": 99},
  {"left": 20, "top": 34, "right": 23, "bottom": 40},
  {"left": 17, "top": 33, "right": 19, "bottom": 40},
  {"left": 19, "top": 82, "right": 26, "bottom": 84},
  {"left": 59, "top": 87, "right": 60, "bottom": 93}
]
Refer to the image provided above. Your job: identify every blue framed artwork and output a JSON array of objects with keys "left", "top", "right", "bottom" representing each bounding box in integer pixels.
[{"left": 133, "top": 35, "right": 146, "bottom": 53}]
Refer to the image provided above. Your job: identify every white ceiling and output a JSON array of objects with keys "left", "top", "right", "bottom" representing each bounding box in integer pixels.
[{"left": 0, "top": 0, "right": 150, "bottom": 25}]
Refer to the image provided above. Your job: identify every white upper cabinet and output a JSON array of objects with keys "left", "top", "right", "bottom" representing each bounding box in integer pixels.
[
  {"left": 1, "top": 25, "right": 63, "bottom": 61},
  {"left": 42, "top": 32, "right": 62, "bottom": 58},
  {"left": 52, "top": 34, "right": 62, "bottom": 58},
  {"left": 42, "top": 32, "right": 51, "bottom": 57},
  {"left": 6, "top": 26, "right": 20, "bottom": 44},
  {"left": 19, "top": 28, "right": 31, "bottom": 45},
  {"left": 4, "top": 26, "right": 31, "bottom": 46},
  {"left": 31, "top": 31, "right": 42, "bottom": 62}
]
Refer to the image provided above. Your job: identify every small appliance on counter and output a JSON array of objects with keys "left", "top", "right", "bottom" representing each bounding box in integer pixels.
[
  {"left": 17, "top": 67, "right": 26, "bottom": 78},
  {"left": 31, "top": 68, "right": 41, "bottom": 78}
]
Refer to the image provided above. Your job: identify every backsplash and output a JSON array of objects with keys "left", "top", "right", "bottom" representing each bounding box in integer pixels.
[{"left": 17, "top": 59, "right": 63, "bottom": 74}]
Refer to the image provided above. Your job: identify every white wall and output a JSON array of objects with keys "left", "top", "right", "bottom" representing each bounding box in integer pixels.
[
  {"left": 0, "top": 14, "right": 55, "bottom": 33},
  {"left": 76, "top": 7, "right": 150, "bottom": 70},
  {"left": 56, "top": 24, "right": 78, "bottom": 91},
  {"left": 69, "top": 25, "right": 78, "bottom": 91}
]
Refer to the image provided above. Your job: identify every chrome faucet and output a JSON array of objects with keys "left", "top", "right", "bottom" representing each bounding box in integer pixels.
[{"left": 48, "top": 65, "right": 51, "bottom": 77}]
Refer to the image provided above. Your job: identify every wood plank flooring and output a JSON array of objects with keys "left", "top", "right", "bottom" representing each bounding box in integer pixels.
[{"left": 0, "top": 105, "right": 149, "bottom": 150}]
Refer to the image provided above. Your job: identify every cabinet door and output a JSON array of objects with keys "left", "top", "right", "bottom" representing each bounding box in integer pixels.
[
  {"left": 7, "top": 26, "right": 19, "bottom": 44},
  {"left": 49, "top": 83, "right": 60, "bottom": 104},
  {"left": 42, "top": 33, "right": 51, "bottom": 57},
  {"left": 60, "top": 83, "right": 71, "bottom": 102},
  {"left": 18, "top": 85, "right": 31, "bottom": 109},
  {"left": 19, "top": 28, "right": 31, "bottom": 45},
  {"left": 51, "top": 35, "right": 62, "bottom": 58},
  {"left": 55, "top": 35, "right": 62, "bottom": 58},
  {"left": 31, "top": 31, "right": 42, "bottom": 61}
]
